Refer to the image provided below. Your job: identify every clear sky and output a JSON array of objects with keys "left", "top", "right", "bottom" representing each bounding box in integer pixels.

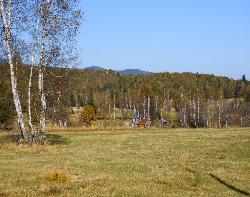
[{"left": 78, "top": 0, "right": 250, "bottom": 79}]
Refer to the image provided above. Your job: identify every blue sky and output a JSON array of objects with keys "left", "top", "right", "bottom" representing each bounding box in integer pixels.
[{"left": 78, "top": 0, "right": 250, "bottom": 79}]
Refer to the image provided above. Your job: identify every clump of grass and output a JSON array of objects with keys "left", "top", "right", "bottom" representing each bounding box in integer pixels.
[
  {"left": 41, "top": 186, "right": 62, "bottom": 196},
  {"left": 41, "top": 171, "right": 71, "bottom": 183},
  {"left": 152, "top": 175, "right": 170, "bottom": 186}
]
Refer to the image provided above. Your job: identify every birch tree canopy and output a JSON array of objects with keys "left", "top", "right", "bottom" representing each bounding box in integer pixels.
[{"left": 0, "top": 0, "right": 82, "bottom": 143}]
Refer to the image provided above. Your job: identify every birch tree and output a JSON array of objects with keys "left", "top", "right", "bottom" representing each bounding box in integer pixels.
[
  {"left": 0, "top": 0, "right": 28, "bottom": 140},
  {"left": 1, "top": 0, "right": 81, "bottom": 142},
  {"left": 35, "top": 0, "right": 81, "bottom": 142},
  {"left": 37, "top": 0, "right": 51, "bottom": 139}
]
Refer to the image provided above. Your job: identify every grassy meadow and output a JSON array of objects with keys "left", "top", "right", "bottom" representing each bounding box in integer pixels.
[{"left": 0, "top": 128, "right": 249, "bottom": 196}]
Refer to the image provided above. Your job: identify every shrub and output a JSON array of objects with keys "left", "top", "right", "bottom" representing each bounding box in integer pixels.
[
  {"left": 81, "top": 105, "right": 96, "bottom": 126},
  {"left": 42, "top": 171, "right": 71, "bottom": 183},
  {"left": 166, "top": 109, "right": 179, "bottom": 126},
  {"left": 0, "top": 102, "right": 13, "bottom": 124}
]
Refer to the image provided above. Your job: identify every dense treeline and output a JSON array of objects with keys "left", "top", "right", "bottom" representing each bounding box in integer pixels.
[{"left": 1, "top": 62, "right": 250, "bottom": 129}]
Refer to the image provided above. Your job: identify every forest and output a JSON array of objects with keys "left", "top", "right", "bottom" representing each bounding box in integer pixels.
[{"left": 1, "top": 61, "right": 250, "bottom": 130}]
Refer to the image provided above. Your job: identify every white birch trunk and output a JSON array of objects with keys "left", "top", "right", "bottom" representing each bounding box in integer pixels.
[
  {"left": 38, "top": 37, "right": 46, "bottom": 134},
  {"left": 147, "top": 97, "right": 150, "bottom": 119},
  {"left": 28, "top": 66, "right": 34, "bottom": 133},
  {"left": 38, "top": 70, "right": 46, "bottom": 133},
  {"left": 0, "top": 0, "right": 27, "bottom": 140},
  {"left": 218, "top": 101, "right": 221, "bottom": 128},
  {"left": 28, "top": 22, "right": 39, "bottom": 135},
  {"left": 143, "top": 96, "right": 146, "bottom": 118},
  {"left": 192, "top": 99, "right": 197, "bottom": 127},
  {"left": 38, "top": 0, "right": 51, "bottom": 134},
  {"left": 113, "top": 93, "right": 116, "bottom": 119},
  {"left": 183, "top": 108, "right": 187, "bottom": 127},
  {"left": 197, "top": 97, "right": 200, "bottom": 123}
]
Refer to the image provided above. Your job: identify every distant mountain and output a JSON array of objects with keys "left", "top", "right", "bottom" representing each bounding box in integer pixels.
[
  {"left": 119, "top": 69, "right": 151, "bottom": 75},
  {"left": 84, "top": 66, "right": 151, "bottom": 75},
  {"left": 85, "top": 66, "right": 105, "bottom": 70}
]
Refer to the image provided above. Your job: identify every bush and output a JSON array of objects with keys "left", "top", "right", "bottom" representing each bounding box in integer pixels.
[
  {"left": 81, "top": 105, "right": 96, "bottom": 126},
  {"left": 166, "top": 109, "right": 179, "bottom": 127},
  {"left": 42, "top": 171, "right": 71, "bottom": 183},
  {"left": 0, "top": 102, "right": 13, "bottom": 124}
]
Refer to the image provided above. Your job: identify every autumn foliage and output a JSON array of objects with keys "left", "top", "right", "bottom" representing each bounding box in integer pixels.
[{"left": 81, "top": 105, "right": 96, "bottom": 126}]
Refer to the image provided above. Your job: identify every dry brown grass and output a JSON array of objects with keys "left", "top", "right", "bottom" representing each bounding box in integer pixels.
[
  {"left": 0, "top": 128, "right": 249, "bottom": 196},
  {"left": 40, "top": 171, "right": 72, "bottom": 183},
  {"left": 0, "top": 142, "right": 58, "bottom": 154}
]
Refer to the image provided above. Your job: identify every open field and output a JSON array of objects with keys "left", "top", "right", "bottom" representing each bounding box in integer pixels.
[{"left": 0, "top": 128, "right": 249, "bottom": 196}]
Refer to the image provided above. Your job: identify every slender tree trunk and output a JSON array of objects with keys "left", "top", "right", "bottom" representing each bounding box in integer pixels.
[
  {"left": 38, "top": 0, "right": 51, "bottom": 136},
  {"left": 28, "top": 22, "right": 39, "bottom": 135},
  {"left": 38, "top": 70, "right": 46, "bottom": 134},
  {"left": 147, "top": 97, "right": 150, "bottom": 119},
  {"left": 113, "top": 93, "right": 116, "bottom": 119},
  {"left": 105, "top": 91, "right": 108, "bottom": 109},
  {"left": 143, "top": 96, "right": 146, "bottom": 118},
  {"left": 183, "top": 108, "right": 187, "bottom": 127},
  {"left": 125, "top": 93, "right": 128, "bottom": 108},
  {"left": 0, "top": 0, "right": 28, "bottom": 140},
  {"left": 28, "top": 66, "right": 34, "bottom": 133},
  {"left": 192, "top": 99, "right": 197, "bottom": 127},
  {"left": 218, "top": 101, "right": 221, "bottom": 128},
  {"left": 197, "top": 97, "right": 200, "bottom": 124},
  {"left": 39, "top": 38, "right": 46, "bottom": 134}
]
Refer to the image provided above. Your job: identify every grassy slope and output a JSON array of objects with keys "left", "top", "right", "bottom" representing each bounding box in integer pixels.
[{"left": 0, "top": 128, "right": 249, "bottom": 196}]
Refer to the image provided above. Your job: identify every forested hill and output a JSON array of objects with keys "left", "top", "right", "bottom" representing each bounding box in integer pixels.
[
  {"left": 1, "top": 62, "right": 250, "bottom": 128},
  {"left": 1, "top": 63, "right": 249, "bottom": 109},
  {"left": 69, "top": 67, "right": 247, "bottom": 101}
]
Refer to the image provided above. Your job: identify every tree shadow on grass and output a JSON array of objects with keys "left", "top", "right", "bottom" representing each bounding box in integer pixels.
[
  {"left": 209, "top": 173, "right": 250, "bottom": 196},
  {"left": 0, "top": 134, "right": 19, "bottom": 144},
  {"left": 46, "top": 134, "right": 70, "bottom": 145},
  {"left": 0, "top": 133, "right": 70, "bottom": 145}
]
